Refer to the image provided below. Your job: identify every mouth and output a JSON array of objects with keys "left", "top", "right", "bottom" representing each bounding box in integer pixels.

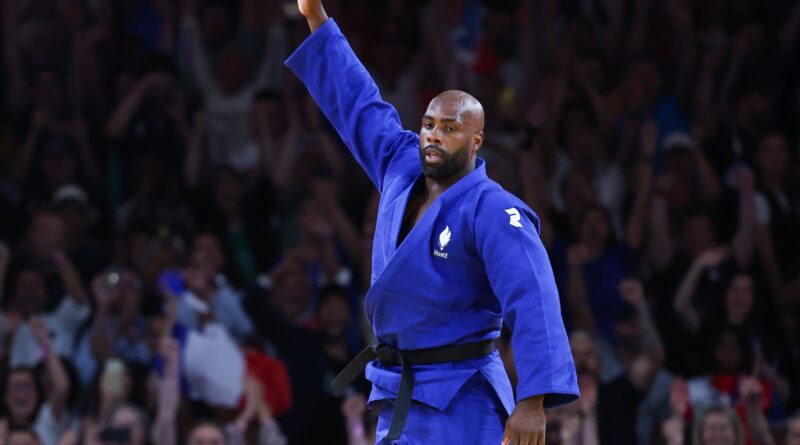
[{"left": 424, "top": 145, "right": 445, "bottom": 164}]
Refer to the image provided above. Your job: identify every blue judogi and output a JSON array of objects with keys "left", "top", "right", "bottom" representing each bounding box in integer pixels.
[{"left": 286, "top": 19, "right": 578, "bottom": 444}]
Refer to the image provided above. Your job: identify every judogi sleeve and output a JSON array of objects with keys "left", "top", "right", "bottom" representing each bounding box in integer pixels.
[
  {"left": 475, "top": 192, "right": 579, "bottom": 408},
  {"left": 285, "top": 19, "right": 417, "bottom": 191}
]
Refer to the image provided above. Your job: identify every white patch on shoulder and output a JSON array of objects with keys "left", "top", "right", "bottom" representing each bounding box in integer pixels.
[{"left": 505, "top": 208, "right": 523, "bottom": 228}]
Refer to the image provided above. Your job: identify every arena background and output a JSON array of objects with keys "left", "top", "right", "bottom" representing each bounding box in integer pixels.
[{"left": 0, "top": 0, "right": 799, "bottom": 444}]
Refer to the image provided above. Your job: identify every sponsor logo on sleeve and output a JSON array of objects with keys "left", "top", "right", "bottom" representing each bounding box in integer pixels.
[{"left": 505, "top": 208, "right": 523, "bottom": 228}]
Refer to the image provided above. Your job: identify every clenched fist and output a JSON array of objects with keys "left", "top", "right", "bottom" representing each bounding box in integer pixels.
[{"left": 297, "top": 0, "right": 328, "bottom": 32}]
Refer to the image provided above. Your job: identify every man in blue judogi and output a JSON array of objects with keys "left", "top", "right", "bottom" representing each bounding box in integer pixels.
[{"left": 286, "top": 2, "right": 579, "bottom": 444}]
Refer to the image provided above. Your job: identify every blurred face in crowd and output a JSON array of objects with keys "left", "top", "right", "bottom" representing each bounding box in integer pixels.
[
  {"left": 7, "top": 430, "right": 40, "bottom": 445},
  {"left": 561, "top": 171, "right": 595, "bottom": 219},
  {"left": 623, "top": 60, "right": 662, "bottom": 115},
  {"left": 273, "top": 263, "right": 313, "bottom": 323},
  {"left": 191, "top": 234, "right": 225, "bottom": 278},
  {"left": 59, "top": 0, "right": 90, "bottom": 30},
  {"left": 566, "top": 128, "right": 603, "bottom": 174},
  {"left": 725, "top": 274, "right": 754, "bottom": 326},
  {"left": 124, "top": 231, "right": 151, "bottom": 270},
  {"left": 298, "top": 199, "right": 331, "bottom": 240},
  {"left": 735, "top": 92, "right": 772, "bottom": 138},
  {"left": 4, "top": 369, "right": 39, "bottom": 424},
  {"left": 680, "top": 214, "right": 716, "bottom": 259},
  {"left": 576, "top": 57, "right": 608, "bottom": 91},
  {"left": 215, "top": 50, "right": 251, "bottom": 95},
  {"left": 419, "top": 91, "right": 484, "bottom": 181},
  {"left": 714, "top": 331, "right": 743, "bottom": 374},
  {"left": 578, "top": 207, "right": 610, "bottom": 253},
  {"left": 544, "top": 404, "right": 580, "bottom": 445},
  {"left": 12, "top": 269, "right": 48, "bottom": 316},
  {"left": 484, "top": 11, "right": 516, "bottom": 61},
  {"left": 214, "top": 169, "right": 244, "bottom": 218},
  {"left": 187, "top": 423, "right": 225, "bottom": 445},
  {"left": 786, "top": 418, "right": 800, "bottom": 445},
  {"left": 250, "top": 95, "right": 286, "bottom": 135},
  {"left": 58, "top": 200, "right": 91, "bottom": 237},
  {"left": 318, "top": 292, "right": 351, "bottom": 340},
  {"left": 614, "top": 308, "right": 642, "bottom": 347},
  {"left": 570, "top": 334, "right": 600, "bottom": 376},
  {"left": 134, "top": 155, "right": 166, "bottom": 197},
  {"left": 110, "top": 405, "right": 147, "bottom": 445},
  {"left": 662, "top": 147, "right": 694, "bottom": 178},
  {"left": 701, "top": 411, "right": 738, "bottom": 445},
  {"left": 310, "top": 177, "right": 338, "bottom": 206},
  {"left": 200, "top": 4, "right": 233, "bottom": 48},
  {"left": 28, "top": 212, "right": 65, "bottom": 260},
  {"left": 34, "top": 70, "right": 65, "bottom": 115},
  {"left": 756, "top": 134, "right": 789, "bottom": 182},
  {"left": 42, "top": 149, "right": 77, "bottom": 190}
]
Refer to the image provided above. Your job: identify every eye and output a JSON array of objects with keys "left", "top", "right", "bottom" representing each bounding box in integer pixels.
[
  {"left": 446, "top": 126, "right": 456, "bottom": 132},
  {"left": 423, "top": 122, "right": 434, "bottom": 129}
]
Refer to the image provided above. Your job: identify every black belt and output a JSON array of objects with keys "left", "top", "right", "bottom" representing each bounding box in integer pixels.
[{"left": 332, "top": 340, "right": 496, "bottom": 441}]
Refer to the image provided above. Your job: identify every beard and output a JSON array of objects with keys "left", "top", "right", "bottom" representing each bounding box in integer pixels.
[{"left": 420, "top": 145, "right": 470, "bottom": 179}]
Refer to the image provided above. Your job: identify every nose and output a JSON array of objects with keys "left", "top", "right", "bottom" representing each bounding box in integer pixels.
[{"left": 425, "top": 128, "right": 441, "bottom": 145}]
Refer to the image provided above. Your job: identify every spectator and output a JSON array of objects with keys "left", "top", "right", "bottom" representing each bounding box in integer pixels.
[
  {"left": 692, "top": 406, "right": 746, "bottom": 445},
  {"left": 179, "top": 0, "right": 287, "bottom": 166},
  {"left": 1, "top": 256, "right": 89, "bottom": 369},
  {"left": 176, "top": 232, "right": 254, "bottom": 341},
  {"left": 1, "top": 367, "right": 42, "bottom": 427}
]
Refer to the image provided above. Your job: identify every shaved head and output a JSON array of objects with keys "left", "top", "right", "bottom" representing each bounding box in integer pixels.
[{"left": 428, "top": 90, "right": 485, "bottom": 132}]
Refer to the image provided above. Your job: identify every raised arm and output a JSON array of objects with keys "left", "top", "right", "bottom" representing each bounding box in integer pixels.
[
  {"left": 730, "top": 169, "right": 756, "bottom": 267},
  {"left": 626, "top": 121, "right": 656, "bottom": 250},
  {"left": 4, "top": 0, "right": 27, "bottom": 114},
  {"left": 151, "top": 337, "right": 180, "bottom": 445},
  {"left": 30, "top": 318, "right": 70, "bottom": 420},
  {"left": 286, "top": 1, "right": 417, "bottom": 190},
  {"left": 673, "top": 247, "right": 729, "bottom": 333}
]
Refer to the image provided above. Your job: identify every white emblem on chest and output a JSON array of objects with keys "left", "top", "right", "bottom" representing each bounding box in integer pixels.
[{"left": 434, "top": 226, "right": 451, "bottom": 259}]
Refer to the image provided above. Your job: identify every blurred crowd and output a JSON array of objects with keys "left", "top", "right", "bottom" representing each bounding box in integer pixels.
[{"left": 0, "top": 0, "right": 799, "bottom": 444}]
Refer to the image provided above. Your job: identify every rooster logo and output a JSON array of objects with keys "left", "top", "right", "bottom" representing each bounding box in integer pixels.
[{"left": 438, "top": 226, "right": 451, "bottom": 251}]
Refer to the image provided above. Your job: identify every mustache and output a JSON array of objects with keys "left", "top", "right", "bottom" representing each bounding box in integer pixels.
[{"left": 423, "top": 145, "right": 445, "bottom": 156}]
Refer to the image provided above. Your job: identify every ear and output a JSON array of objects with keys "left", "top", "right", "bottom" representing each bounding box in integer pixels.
[{"left": 472, "top": 131, "right": 484, "bottom": 153}]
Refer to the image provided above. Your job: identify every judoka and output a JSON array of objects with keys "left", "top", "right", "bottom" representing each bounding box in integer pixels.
[{"left": 286, "top": 1, "right": 579, "bottom": 444}]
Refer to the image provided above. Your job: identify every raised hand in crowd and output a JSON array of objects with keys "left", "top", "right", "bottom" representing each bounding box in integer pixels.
[
  {"left": 30, "top": 316, "right": 70, "bottom": 420},
  {"left": 739, "top": 377, "right": 777, "bottom": 445},
  {"left": 341, "top": 393, "right": 369, "bottom": 445},
  {"left": 674, "top": 246, "right": 731, "bottom": 332},
  {"left": 661, "top": 378, "right": 690, "bottom": 445}
]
